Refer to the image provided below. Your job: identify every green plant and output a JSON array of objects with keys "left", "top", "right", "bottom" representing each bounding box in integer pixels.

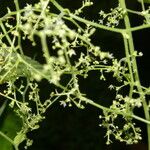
[{"left": 0, "top": 0, "right": 150, "bottom": 149}]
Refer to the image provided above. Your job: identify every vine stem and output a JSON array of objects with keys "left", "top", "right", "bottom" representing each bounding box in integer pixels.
[
  {"left": 50, "top": 0, "right": 123, "bottom": 33},
  {"left": 51, "top": 0, "right": 150, "bottom": 33},
  {"left": 119, "top": 0, "right": 150, "bottom": 149},
  {"left": 81, "top": 96, "right": 150, "bottom": 124},
  {"left": 52, "top": 1, "right": 150, "bottom": 145}
]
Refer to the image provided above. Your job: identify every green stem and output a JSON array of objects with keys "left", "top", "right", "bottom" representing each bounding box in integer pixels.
[
  {"left": 51, "top": 0, "right": 123, "bottom": 34},
  {"left": 140, "top": 0, "right": 146, "bottom": 11},
  {"left": 126, "top": 9, "right": 143, "bottom": 15},
  {"left": 70, "top": 13, "right": 123, "bottom": 33},
  {"left": 13, "top": 0, "right": 22, "bottom": 54},
  {"left": 50, "top": 0, "right": 64, "bottom": 12},
  {"left": 79, "top": 95, "right": 150, "bottom": 125},
  {"left": 128, "top": 24, "right": 150, "bottom": 32},
  {"left": 0, "top": 131, "right": 19, "bottom": 150},
  {"left": 0, "top": 92, "right": 22, "bottom": 104},
  {"left": 39, "top": 32, "right": 51, "bottom": 64},
  {"left": 123, "top": 36, "right": 134, "bottom": 97},
  {"left": 119, "top": 0, "right": 150, "bottom": 149},
  {"left": 0, "top": 21, "right": 12, "bottom": 45},
  {"left": 31, "top": 0, "right": 49, "bottom": 37}
]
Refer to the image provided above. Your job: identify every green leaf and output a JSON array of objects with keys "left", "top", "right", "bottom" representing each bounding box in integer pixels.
[
  {"left": 0, "top": 108, "right": 22, "bottom": 150},
  {"left": 0, "top": 51, "right": 44, "bottom": 84}
]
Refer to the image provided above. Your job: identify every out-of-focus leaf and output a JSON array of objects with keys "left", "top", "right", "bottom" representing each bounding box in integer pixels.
[
  {"left": 0, "top": 51, "right": 44, "bottom": 84},
  {"left": 0, "top": 107, "right": 22, "bottom": 150}
]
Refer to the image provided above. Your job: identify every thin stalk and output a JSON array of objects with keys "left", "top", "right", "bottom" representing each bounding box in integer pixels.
[
  {"left": 40, "top": 32, "right": 51, "bottom": 64},
  {"left": 126, "top": 9, "right": 143, "bottom": 15},
  {"left": 0, "top": 92, "right": 22, "bottom": 104},
  {"left": 123, "top": 37, "right": 134, "bottom": 98},
  {"left": 13, "top": 0, "right": 24, "bottom": 54},
  {"left": 128, "top": 24, "right": 150, "bottom": 32},
  {"left": 140, "top": 0, "right": 146, "bottom": 11},
  {"left": 69, "top": 13, "right": 124, "bottom": 34},
  {"left": 79, "top": 95, "right": 150, "bottom": 125},
  {"left": 0, "top": 131, "right": 19, "bottom": 150},
  {"left": 0, "top": 21, "right": 12, "bottom": 45},
  {"left": 51, "top": 0, "right": 124, "bottom": 34}
]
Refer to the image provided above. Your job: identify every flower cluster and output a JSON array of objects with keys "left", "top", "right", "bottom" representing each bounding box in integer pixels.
[
  {"left": 74, "top": 0, "right": 93, "bottom": 15},
  {"left": 99, "top": 5, "right": 126, "bottom": 27},
  {"left": 99, "top": 110, "right": 142, "bottom": 145},
  {"left": 142, "top": 6, "right": 150, "bottom": 24}
]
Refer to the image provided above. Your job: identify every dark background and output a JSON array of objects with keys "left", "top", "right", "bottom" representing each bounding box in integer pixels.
[{"left": 0, "top": 0, "right": 150, "bottom": 150}]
